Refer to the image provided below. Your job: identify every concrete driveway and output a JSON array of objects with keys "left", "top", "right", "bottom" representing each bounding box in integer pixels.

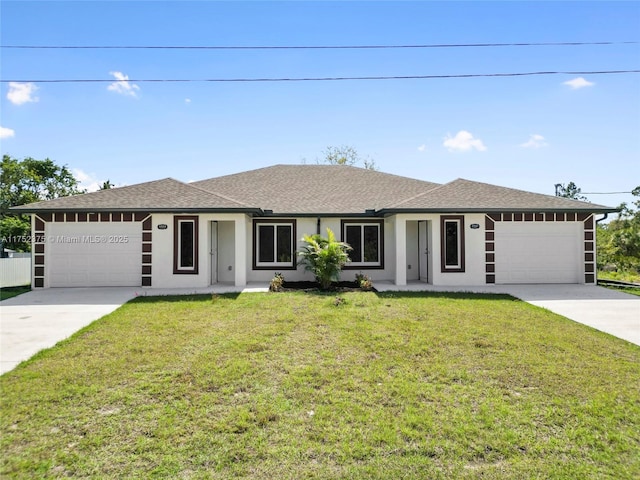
[
  {"left": 497, "top": 284, "right": 640, "bottom": 346},
  {"left": 1, "top": 287, "right": 138, "bottom": 374}
]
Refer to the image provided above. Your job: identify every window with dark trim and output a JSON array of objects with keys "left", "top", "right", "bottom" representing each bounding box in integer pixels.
[
  {"left": 174, "top": 216, "right": 199, "bottom": 274},
  {"left": 441, "top": 215, "right": 465, "bottom": 272},
  {"left": 341, "top": 220, "right": 384, "bottom": 269},
  {"left": 253, "top": 220, "right": 296, "bottom": 269}
]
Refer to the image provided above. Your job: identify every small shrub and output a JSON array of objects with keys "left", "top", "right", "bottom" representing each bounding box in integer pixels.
[
  {"left": 355, "top": 273, "right": 374, "bottom": 291},
  {"left": 269, "top": 273, "right": 285, "bottom": 292},
  {"left": 298, "top": 228, "right": 351, "bottom": 290}
]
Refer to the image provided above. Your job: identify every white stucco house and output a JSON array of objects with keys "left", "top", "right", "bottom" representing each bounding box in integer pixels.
[{"left": 12, "top": 164, "right": 615, "bottom": 289}]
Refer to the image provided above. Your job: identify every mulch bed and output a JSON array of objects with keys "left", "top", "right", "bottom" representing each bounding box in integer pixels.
[{"left": 278, "top": 280, "right": 376, "bottom": 293}]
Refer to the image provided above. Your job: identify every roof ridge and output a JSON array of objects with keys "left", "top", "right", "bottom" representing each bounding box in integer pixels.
[
  {"left": 386, "top": 179, "right": 455, "bottom": 208},
  {"left": 184, "top": 179, "right": 252, "bottom": 208}
]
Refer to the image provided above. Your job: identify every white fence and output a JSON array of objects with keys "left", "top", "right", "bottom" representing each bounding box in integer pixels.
[{"left": 0, "top": 256, "right": 31, "bottom": 288}]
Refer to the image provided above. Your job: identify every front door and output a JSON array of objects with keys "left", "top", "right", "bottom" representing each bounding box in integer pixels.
[
  {"left": 418, "top": 221, "right": 429, "bottom": 283},
  {"left": 210, "top": 221, "right": 218, "bottom": 284}
]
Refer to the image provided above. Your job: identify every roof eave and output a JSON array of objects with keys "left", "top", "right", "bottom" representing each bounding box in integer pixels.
[
  {"left": 376, "top": 207, "right": 620, "bottom": 215},
  {"left": 10, "top": 206, "right": 263, "bottom": 215}
]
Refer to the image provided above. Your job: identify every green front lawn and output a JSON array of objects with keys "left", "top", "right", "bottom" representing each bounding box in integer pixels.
[
  {"left": 2, "top": 292, "right": 639, "bottom": 479},
  {"left": 0, "top": 285, "right": 30, "bottom": 301}
]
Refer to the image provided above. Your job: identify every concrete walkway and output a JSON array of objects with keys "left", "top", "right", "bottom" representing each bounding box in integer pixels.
[{"left": 2, "top": 283, "right": 638, "bottom": 375}]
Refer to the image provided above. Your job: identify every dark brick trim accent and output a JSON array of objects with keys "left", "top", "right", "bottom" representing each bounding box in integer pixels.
[
  {"left": 33, "top": 216, "right": 47, "bottom": 288},
  {"left": 582, "top": 214, "right": 596, "bottom": 284},
  {"left": 33, "top": 212, "right": 151, "bottom": 288},
  {"left": 484, "top": 212, "right": 597, "bottom": 285},
  {"left": 486, "top": 274, "right": 495, "bottom": 284},
  {"left": 141, "top": 214, "right": 153, "bottom": 286}
]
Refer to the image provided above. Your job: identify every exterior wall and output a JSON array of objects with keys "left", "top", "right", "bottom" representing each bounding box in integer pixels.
[
  {"left": 33, "top": 210, "right": 596, "bottom": 288},
  {"left": 391, "top": 214, "right": 485, "bottom": 286},
  {"left": 245, "top": 217, "right": 398, "bottom": 284},
  {"left": 150, "top": 213, "right": 248, "bottom": 288}
]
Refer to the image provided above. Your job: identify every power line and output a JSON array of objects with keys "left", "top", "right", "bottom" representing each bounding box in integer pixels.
[
  {"left": 2, "top": 41, "right": 638, "bottom": 50},
  {"left": 582, "top": 192, "right": 635, "bottom": 195},
  {"left": 2, "top": 70, "right": 639, "bottom": 84}
]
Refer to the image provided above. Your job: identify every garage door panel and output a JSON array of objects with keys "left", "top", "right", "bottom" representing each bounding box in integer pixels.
[
  {"left": 48, "top": 223, "right": 142, "bottom": 287},
  {"left": 495, "top": 223, "right": 581, "bottom": 284}
]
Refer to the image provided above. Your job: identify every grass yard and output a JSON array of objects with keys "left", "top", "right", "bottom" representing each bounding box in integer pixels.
[
  {"left": 1, "top": 291, "right": 639, "bottom": 479},
  {"left": 0, "top": 285, "right": 31, "bottom": 301}
]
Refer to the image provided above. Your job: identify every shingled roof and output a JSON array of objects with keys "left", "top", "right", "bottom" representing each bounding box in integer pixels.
[
  {"left": 12, "top": 164, "right": 615, "bottom": 214},
  {"left": 191, "top": 165, "right": 441, "bottom": 214},
  {"left": 12, "top": 178, "right": 256, "bottom": 213},
  {"left": 382, "top": 178, "right": 613, "bottom": 213}
]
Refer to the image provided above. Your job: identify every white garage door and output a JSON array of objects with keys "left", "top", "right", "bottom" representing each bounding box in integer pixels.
[
  {"left": 494, "top": 222, "right": 582, "bottom": 284},
  {"left": 48, "top": 223, "right": 142, "bottom": 287}
]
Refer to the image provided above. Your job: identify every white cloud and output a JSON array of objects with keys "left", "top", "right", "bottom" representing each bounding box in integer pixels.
[
  {"left": 417, "top": 144, "right": 427, "bottom": 152},
  {"left": 185, "top": 98, "right": 192, "bottom": 104},
  {"left": 7, "top": 82, "right": 39, "bottom": 105},
  {"left": 107, "top": 71, "right": 140, "bottom": 98},
  {"left": 563, "top": 77, "right": 595, "bottom": 89},
  {"left": 520, "top": 134, "right": 548, "bottom": 149},
  {"left": 73, "top": 168, "right": 104, "bottom": 192},
  {"left": 443, "top": 130, "right": 487, "bottom": 152},
  {"left": 0, "top": 126, "right": 16, "bottom": 139}
]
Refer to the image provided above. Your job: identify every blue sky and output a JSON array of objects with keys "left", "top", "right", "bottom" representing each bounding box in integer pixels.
[{"left": 1, "top": 1, "right": 639, "bottom": 210}]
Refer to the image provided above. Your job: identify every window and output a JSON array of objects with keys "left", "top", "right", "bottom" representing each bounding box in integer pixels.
[
  {"left": 174, "top": 216, "right": 199, "bottom": 274},
  {"left": 441, "top": 216, "right": 464, "bottom": 272},
  {"left": 342, "top": 220, "right": 384, "bottom": 268},
  {"left": 253, "top": 220, "right": 296, "bottom": 269}
]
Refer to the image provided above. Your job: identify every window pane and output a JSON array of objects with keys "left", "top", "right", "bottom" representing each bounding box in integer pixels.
[
  {"left": 180, "top": 221, "right": 194, "bottom": 268},
  {"left": 445, "top": 221, "right": 459, "bottom": 266},
  {"left": 259, "top": 225, "right": 275, "bottom": 263},
  {"left": 276, "top": 225, "right": 292, "bottom": 262},
  {"left": 363, "top": 226, "right": 379, "bottom": 262},
  {"left": 346, "top": 225, "right": 362, "bottom": 262}
]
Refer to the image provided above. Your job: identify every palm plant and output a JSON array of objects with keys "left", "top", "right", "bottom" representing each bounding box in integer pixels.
[{"left": 298, "top": 228, "right": 351, "bottom": 290}]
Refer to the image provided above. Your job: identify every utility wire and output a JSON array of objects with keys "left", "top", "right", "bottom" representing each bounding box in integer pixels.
[
  {"left": 2, "top": 70, "right": 639, "bottom": 84},
  {"left": 2, "top": 41, "right": 638, "bottom": 50},
  {"left": 582, "top": 192, "right": 635, "bottom": 195}
]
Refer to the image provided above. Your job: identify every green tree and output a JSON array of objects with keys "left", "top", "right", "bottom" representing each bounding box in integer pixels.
[
  {"left": 298, "top": 228, "right": 351, "bottom": 290},
  {"left": 99, "top": 180, "right": 114, "bottom": 190},
  {"left": 597, "top": 186, "right": 640, "bottom": 275},
  {"left": 319, "top": 145, "right": 378, "bottom": 170},
  {"left": 555, "top": 181, "right": 587, "bottom": 200},
  {"left": 0, "top": 155, "right": 85, "bottom": 251}
]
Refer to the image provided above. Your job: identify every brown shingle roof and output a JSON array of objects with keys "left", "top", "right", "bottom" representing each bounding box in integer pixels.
[
  {"left": 12, "top": 178, "right": 253, "bottom": 212},
  {"left": 385, "top": 178, "right": 612, "bottom": 212},
  {"left": 191, "top": 164, "right": 442, "bottom": 214},
  {"left": 12, "top": 165, "right": 615, "bottom": 214}
]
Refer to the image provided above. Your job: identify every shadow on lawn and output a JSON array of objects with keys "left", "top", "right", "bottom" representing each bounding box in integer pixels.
[{"left": 129, "top": 292, "right": 242, "bottom": 303}]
